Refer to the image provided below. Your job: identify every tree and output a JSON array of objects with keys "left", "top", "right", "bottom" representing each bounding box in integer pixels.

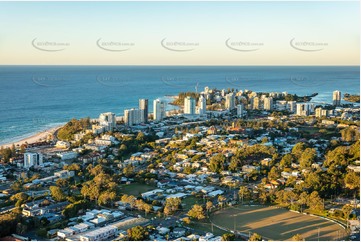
[
  {"left": 292, "top": 142, "right": 306, "bottom": 159},
  {"left": 127, "top": 225, "right": 149, "bottom": 241},
  {"left": 345, "top": 171, "right": 360, "bottom": 191},
  {"left": 143, "top": 203, "right": 152, "bottom": 216},
  {"left": 291, "top": 234, "right": 304, "bottom": 241},
  {"left": 342, "top": 205, "right": 353, "bottom": 229},
  {"left": 206, "top": 201, "right": 213, "bottom": 214},
  {"left": 218, "top": 195, "right": 227, "bottom": 209},
  {"left": 238, "top": 186, "right": 250, "bottom": 204},
  {"left": 62, "top": 200, "right": 90, "bottom": 218},
  {"left": 121, "top": 195, "right": 136, "bottom": 210},
  {"left": 249, "top": 233, "right": 262, "bottom": 241},
  {"left": 209, "top": 154, "right": 226, "bottom": 173},
  {"left": 98, "top": 191, "right": 117, "bottom": 207},
  {"left": 56, "top": 178, "right": 69, "bottom": 188},
  {"left": 341, "top": 127, "right": 359, "bottom": 142},
  {"left": 164, "top": 197, "right": 181, "bottom": 215},
  {"left": 182, "top": 217, "right": 191, "bottom": 224},
  {"left": 187, "top": 204, "right": 206, "bottom": 220},
  {"left": 221, "top": 233, "right": 235, "bottom": 241},
  {"left": 49, "top": 186, "right": 66, "bottom": 201},
  {"left": 299, "top": 148, "right": 317, "bottom": 168},
  {"left": 229, "top": 156, "right": 241, "bottom": 171},
  {"left": 280, "top": 154, "right": 293, "bottom": 168},
  {"left": 10, "top": 192, "right": 29, "bottom": 205},
  {"left": 268, "top": 166, "right": 280, "bottom": 180},
  {"left": 307, "top": 191, "right": 324, "bottom": 212},
  {"left": 297, "top": 192, "right": 308, "bottom": 213}
]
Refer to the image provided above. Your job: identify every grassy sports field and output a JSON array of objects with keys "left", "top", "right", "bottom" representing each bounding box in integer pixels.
[
  {"left": 210, "top": 205, "right": 347, "bottom": 241},
  {"left": 119, "top": 183, "right": 157, "bottom": 196}
]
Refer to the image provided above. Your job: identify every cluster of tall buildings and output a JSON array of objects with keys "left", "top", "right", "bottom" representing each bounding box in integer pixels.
[
  {"left": 123, "top": 98, "right": 168, "bottom": 125},
  {"left": 120, "top": 90, "right": 342, "bottom": 126},
  {"left": 183, "top": 95, "right": 207, "bottom": 115},
  {"left": 124, "top": 99, "right": 151, "bottom": 126},
  {"left": 249, "top": 96, "right": 274, "bottom": 111}
]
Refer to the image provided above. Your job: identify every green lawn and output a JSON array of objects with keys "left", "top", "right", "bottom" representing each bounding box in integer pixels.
[
  {"left": 182, "top": 196, "right": 205, "bottom": 210},
  {"left": 119, "top": 183, "right": 157, "bottom": 197},
  {"left": 210, "top": 205, "right": 347, "bottom": 241}
]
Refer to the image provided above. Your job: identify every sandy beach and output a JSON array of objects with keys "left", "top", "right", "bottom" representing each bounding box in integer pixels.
[{"left": 0, "top": 125, "right": 63, "bottom": 149}]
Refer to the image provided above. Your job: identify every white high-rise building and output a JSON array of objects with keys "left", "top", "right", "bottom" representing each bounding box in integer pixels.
[
  {"left": 184, "top": 96, "right": 196, "bottom": 115},
  {"left": 287, "top": 101, "right": 297, "bottom": 113},
  {"left": 252, "top": 97, "right": 260, "bottom": 110},
  {"left": 333, "top": 90, "right": 341, "bottom": 106},
  {"left": 124, "top": 108, "right": 142, "bottom": 126},
  {"left": 225, "top": 93, "right": 235, "bottom": 110},
  {"left": 296, "top": 103, "right": 313, "bottom": 116},
  {"left": 237, "top": 104, "right": 244, "bottom": 117},
  {"left": 264, "top": 97, "right": 273, "bottom": 110},
  {"left": 198, "top": 95, "right": 206, "bottom": 115},
  {"left": 99, "top": 112, "right": 116, "bottom": 131},
  {"left": 153, "top": 99, "right": 166, "bottom": 121},
  {"left": 24, "top": 152, "right": 43, "bottom": 169},
  {"left": 315, "top": 108, "right": 328, "bottom": 118}
]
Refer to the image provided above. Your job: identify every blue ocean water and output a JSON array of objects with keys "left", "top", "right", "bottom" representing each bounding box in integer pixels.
[{"left": 0, "top": 66, "right": 359, "bottom": 145}]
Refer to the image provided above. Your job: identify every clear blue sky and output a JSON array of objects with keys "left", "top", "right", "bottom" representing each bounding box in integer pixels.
[{"left": 0, "top": 1, "right": 359, "bottom": 65}]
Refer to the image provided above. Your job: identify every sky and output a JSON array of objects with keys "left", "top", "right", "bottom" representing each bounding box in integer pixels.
[{"left": 0, "top": 1, "right": 359, "bottom": 65}]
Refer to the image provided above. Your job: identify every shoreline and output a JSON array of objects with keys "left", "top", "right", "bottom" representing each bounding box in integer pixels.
[{"left": 0, "top": 125, "right": 64, "bottom": 149}]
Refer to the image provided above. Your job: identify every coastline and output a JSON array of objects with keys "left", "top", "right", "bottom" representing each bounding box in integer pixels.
[{"left": 0, "top": 125, "right": 63, "bottom": 149}]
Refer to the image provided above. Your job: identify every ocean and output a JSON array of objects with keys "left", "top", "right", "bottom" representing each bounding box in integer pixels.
[{"left": 0, "top": 65, "right": 359, "bottom": 145}]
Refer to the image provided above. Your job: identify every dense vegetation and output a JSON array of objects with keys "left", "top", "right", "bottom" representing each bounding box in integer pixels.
[
  {"left": 344, "top": 93, "right": 360, "bottom": 103},
  {"left": 57, "top": 118, "right": 91, "bottom": 141},
  {"left": 171, "top": 92, "right": 200, "bottom": 106}
]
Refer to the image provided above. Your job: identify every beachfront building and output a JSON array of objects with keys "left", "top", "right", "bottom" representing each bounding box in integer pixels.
[
  {"left": 333, "top": 90, "right": 341, "bottom": 106},
  {"left": 153, "top": 99, "right": 166, "bottom": 121},
  {"left": 124, "top": 108, "right": 142, "bottom": 126},
  {"left": 251, "top": 97, "right": 260, "bottom": 110},
  {"left": 198, "top": 95, "right": 206, "bottom": 115},
  {"left": 99, "top": 112, "right": 116, "bottom": 131},
  {"left": 263, "top": 97, "right": 273, "bottom": 111},
  {"left": 24, "top": 152, "right": 43, "bottom": 169},
  {"left": 184, "top": 96, "right": 196, "bottom": 115},
  {"left": 296, "top": 103, "right": 314, "bottom": 116},
  {"left": 287, "top": 101, "right": 297, "bottom": 113},
  {"left": 225, "top": 93, "right": 235, "bottom": 110}
]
